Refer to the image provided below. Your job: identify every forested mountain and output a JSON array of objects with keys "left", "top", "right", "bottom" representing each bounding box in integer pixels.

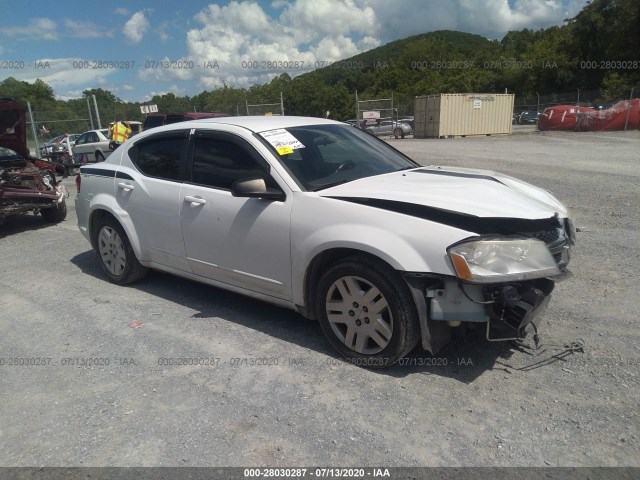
[{"left": 1, "top": 0, "right": 637, "bottom": 123}]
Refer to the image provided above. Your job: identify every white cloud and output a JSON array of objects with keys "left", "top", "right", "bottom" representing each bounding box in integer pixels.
[
  {"left": 114, "top": 7, "right": 130, "bottom": 16},
  {"left": 63, "top": 19, "right": 112, "bottom": 39},
  {"left": 280, "top": 0, "right": 377, "bottom": 43},
  {"left": 123, "top": 11, "right": 150, "bottom": 44},
  {"left": 313, "top": 36, "right": 360, "bottom": 62},
  {"left": 156, "top": 0, "right": 382, "bottom": 90},
  {"left": 367, "top": 0, "right": 589, "bottom": 40},
  {"left": 10, "top": 58, "right": 119, "bottom": 91},
  {"left": 2, "top": 18, "right": 59, "bottom": 41}
]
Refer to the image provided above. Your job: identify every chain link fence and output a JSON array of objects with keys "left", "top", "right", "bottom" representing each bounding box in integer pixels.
[{"left": 513, "top": 87, "right": 639, "bottom": 114}]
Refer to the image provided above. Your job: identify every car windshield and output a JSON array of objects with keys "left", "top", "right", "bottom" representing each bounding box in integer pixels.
[{"left": 260, "top": 124, "right": 418, "bottom": 191}]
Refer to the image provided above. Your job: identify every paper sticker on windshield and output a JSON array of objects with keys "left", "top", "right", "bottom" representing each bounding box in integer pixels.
[{"left": 260, "top": 129, "right": 305, "bottom": 155}]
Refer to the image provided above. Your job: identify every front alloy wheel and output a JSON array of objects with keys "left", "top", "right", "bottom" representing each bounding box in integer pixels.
[
  {"left": 325, "top": 275, "right": 393, "bottom": 354},
  {"left": 316, "top": 256, "right": 420, "bottom": 367}
]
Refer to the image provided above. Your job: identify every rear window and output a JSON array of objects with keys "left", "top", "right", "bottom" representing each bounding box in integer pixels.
[{"left": 143, "top": 115, "right": 166, "bottom": 130}]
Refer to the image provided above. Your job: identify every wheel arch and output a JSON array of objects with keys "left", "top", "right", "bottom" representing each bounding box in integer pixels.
[
  {"left": 301, "top": 248, "right": 401, "bottom": 321},
  {"left": 88, "top": 205, "right": 143, "bottom": 262}
]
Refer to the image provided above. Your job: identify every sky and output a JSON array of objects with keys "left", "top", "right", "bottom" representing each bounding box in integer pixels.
[{"left": 0, "top": 0, "right": 589, "bottom": 103}]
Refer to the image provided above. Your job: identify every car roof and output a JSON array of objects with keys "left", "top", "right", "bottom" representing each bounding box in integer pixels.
[
  {"left": 82, "top": 129, "right": 108, "bottom": 134},
  {"left": 179, "top": 115, "right": 340, "bottom": 133}
]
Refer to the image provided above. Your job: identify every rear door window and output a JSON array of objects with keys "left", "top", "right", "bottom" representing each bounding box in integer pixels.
[{"left": 131, "top": 132, "right": 188, "bottom": 181}]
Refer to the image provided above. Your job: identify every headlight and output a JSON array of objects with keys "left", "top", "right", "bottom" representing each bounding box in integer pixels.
[{"left": 448, "top": 238, "right": 560, "bottom": 284}]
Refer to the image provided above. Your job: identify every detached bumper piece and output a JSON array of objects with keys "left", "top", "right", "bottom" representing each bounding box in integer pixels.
[{"left": 486, "top": 278, "right": 555, "bottom": 341}]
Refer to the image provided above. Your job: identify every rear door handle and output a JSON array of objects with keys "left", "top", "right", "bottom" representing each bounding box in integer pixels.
[
  {"left": 184, "top": 195, "right": 207, "bottom": 206},
  {"left": 118, "top": 182, "right": 134, "bottom": 191}
]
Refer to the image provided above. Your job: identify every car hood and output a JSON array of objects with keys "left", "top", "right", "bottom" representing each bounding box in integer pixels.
[
  {"left": 320, "top": 166, "right": 568, "bottom": 220},
  {"left": 0, "top": 99, "right": 29, "bottom": 158}
]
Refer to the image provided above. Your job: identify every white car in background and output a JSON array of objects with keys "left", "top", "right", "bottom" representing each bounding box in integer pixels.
[
  {"left": 75, "top": 116, "right": 575, "bottom": 367},
  {"left": 72, "top": 129, "right": 111, "bottom": 164}
]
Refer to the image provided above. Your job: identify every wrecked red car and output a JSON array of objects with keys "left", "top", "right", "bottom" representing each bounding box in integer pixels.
[{"left": 0, "top": 98, "right": 67, "bottom": 226}]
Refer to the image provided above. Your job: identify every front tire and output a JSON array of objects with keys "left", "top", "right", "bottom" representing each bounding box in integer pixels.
[
  {"left": 315, "top": 256, "right": 420, "bottom": 367},
  {"left": 92, "top": 216, "right": 148, "bottom": 284},
  {"left": 394, "top": 127, "right": 405, "bottom": 139}
]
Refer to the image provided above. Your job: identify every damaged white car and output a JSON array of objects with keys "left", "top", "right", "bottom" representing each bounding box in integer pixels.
[{"left": 75, "top": 117, "right": 575, "bottom": 367}]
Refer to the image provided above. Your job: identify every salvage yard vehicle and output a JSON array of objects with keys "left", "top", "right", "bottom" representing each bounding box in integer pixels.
[
  {"left": 364, "top": 118, "right": 413, "bottom": 139},
  {"left": 72, "top": 129, "right": 111, "bottom": 163},
  {"left": 0, "top": 98, "right": 67, "bottom": 225},
  {"left": 75, "top": 116, "right": 575, "bottom": 367},
  {"left": 39, "top": 133, "right": 80, "bottom": 158}
]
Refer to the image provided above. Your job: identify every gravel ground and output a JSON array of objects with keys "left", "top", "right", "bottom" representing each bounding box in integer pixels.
[{"left": 0, "top": 129, "right": 639, "bottom": 468}]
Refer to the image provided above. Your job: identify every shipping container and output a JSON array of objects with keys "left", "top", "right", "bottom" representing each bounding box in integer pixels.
[{"left": 414, "top": 93, "right": 515, "bottom": 138}]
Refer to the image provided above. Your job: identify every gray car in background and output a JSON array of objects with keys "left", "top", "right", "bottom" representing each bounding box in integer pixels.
[{"left": 363, "top": 118, "right": 413, "bottom": 138}]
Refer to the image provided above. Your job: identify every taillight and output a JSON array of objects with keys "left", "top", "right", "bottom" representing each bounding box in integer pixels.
[{"left": 75, "top": 173, "right": 81, "bottom": 193}]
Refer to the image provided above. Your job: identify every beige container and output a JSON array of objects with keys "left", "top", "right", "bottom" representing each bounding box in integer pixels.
[{"left": 414, "top": 93, "right": 514, "bottom": 138}]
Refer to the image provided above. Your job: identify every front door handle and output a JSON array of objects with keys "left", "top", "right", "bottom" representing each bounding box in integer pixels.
[
  {"left": 118, "top": 182, "right": 134, "bottom": 191},
  {"left": 184, "top": 195, "right": 207, "bottom": 206}
]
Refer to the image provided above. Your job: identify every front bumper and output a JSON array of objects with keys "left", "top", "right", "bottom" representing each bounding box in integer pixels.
[
  {"left": 405, "top": 274, "right": 566, "bottom": 354},
  {"left": 486, "top": 278, "right": 555, "bottom": 339}
]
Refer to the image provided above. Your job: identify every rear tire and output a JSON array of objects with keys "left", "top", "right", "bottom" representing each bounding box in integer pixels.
[
  {"left": 41, "top": 199, "right": 67, "bottom": 223},
  {"left": 92, "top": 215, "right": 148, "bottom": 284},
  {"left": 394, "top": 127, "right": 405, "bottom": 139},
  {"left": 315, "top": 256, "right": 420, "bottom": 368},
  {"left": 95, "top": 151, "right": 105, "bottom": 162}
]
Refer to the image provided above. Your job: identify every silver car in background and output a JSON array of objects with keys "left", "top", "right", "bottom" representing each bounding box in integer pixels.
[{"left": 363, "top": 118, "right": 413, "bottom": 138}]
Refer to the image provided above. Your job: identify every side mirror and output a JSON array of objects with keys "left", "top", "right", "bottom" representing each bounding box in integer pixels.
[{"left": 231, "top": 177, "right": 285, "bottom": 201}]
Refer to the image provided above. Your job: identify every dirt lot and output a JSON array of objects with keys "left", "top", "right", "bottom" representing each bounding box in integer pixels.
[{"left": 1, "top": 129, "right": 639, "bottom": 468}]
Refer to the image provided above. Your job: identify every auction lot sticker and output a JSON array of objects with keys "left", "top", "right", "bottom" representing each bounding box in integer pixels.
[{"left": 260, "top": 129, "right": 305, "bottom": 155}]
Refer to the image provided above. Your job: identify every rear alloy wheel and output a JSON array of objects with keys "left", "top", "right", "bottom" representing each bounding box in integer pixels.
[
  {"left": 316, "top": 256, "right": 420, "bottom": 367},
  {"left": 92, "top": 216, "right": 148, "bottom": 284},
  {"left": 41, "top": 199, "right": 67, "bottom": 223},
  {"left": 394, "top": 127, "right": 405, "bottom": 139}
]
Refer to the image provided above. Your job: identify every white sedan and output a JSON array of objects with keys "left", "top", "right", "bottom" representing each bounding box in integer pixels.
[
  {"left": 75, "top": 116, "right": 575, "bottom": 366},
  {"left": 72, "top": 129, "right": 111, "bottom": 164}
]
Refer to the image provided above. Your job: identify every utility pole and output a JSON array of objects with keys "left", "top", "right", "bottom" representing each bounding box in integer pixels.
[
  {"left": 92, "top": 94, "right": 102, "bottom": 129},
  {"left": 27, "top": 102, "right": 40, "bottom": 157},
  {"left": 86, "top": 97, "right": 95, "bottom": 130}
]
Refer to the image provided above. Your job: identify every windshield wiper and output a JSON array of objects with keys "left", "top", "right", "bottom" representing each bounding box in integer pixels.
[{"left": 310, "top": 179, "right": 354, "bottom": 191}]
